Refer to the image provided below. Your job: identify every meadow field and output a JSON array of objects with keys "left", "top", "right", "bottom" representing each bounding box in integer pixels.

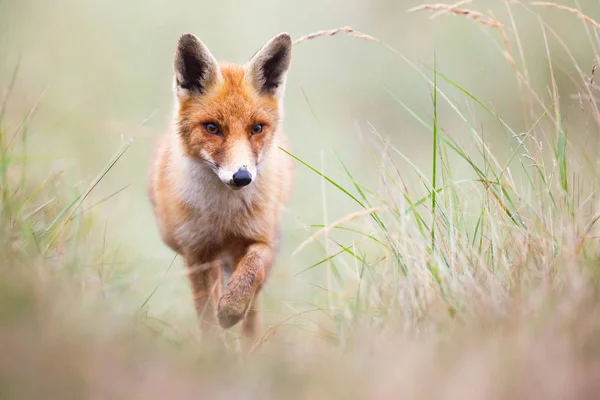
[{"left": 2, "top": 0, "right": 600, "bottom": 398}]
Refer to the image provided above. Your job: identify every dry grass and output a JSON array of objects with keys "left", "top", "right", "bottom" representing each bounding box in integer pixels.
[
  {"left": 408, "top": 3, "right": 502, "bottom": 28},
  {"left": 409, "top": 2, "right": 516, "bottom": 69},
  {"left": 533, "top": 2, "right": 600, "bottom": 30},
  {"left": 293, "top": 26, "right": 379, "bottom": 45},
  {"left": 428, "top": 0, "right": 474, "bottom": 19}
]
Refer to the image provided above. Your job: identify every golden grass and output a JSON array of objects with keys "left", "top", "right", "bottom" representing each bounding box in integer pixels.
[
  {"left": 293, "top": 26, "right": 379, "bottom": 46},
  {"left": 409, "top": 2, "right": 516, "bottom": 70},
  {"left": 533, "top": 2, "right": 600, "bottom": 30},
  {"left": 408, "top": 3, "right": 502, "bottom": 28},
  {"left": 428, "top": 0, "right": 473, "bottom": 19}
]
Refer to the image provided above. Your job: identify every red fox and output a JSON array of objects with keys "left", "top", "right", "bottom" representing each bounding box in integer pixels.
[{"left": 147, "top": 32, "right": 293, "bottom": 344}]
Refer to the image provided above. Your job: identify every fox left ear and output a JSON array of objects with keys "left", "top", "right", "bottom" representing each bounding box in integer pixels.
[{"left": 247, "top": 33, "right": 292, "bottom": 97}]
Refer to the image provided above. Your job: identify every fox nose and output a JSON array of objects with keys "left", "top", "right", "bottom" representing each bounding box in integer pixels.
[{"left": 232, "top": 168, "right": 252, "bottom": 187}]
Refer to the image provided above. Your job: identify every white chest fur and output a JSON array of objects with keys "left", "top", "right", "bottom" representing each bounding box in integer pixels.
[{"left": 170, "top": 149, "right": 270, "bottom": 250}]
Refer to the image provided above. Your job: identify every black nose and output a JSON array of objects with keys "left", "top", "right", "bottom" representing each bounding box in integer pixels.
[{"left": 232, "top": 169, "right": 252, "bottom": 187}]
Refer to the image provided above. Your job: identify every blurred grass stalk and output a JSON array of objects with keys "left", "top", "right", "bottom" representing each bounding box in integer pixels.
[{"left": 2, "top": 1, "right": 600, "bottom": 398}]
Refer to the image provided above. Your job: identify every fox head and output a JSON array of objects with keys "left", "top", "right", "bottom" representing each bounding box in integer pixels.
[{"left": 173, "top": 32, "right": 292, "bottom": 190}]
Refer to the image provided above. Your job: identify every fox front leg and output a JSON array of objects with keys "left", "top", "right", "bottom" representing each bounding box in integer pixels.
[{"left": 217, "top": 242, "right": 272, "bottom": 330}]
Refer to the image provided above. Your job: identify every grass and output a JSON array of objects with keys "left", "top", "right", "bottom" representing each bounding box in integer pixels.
[{"left": 3, "top": 1, "right": 600, "bottom": 398}]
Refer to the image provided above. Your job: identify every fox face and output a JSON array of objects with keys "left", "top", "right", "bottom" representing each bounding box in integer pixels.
[{"left": 173, "top": 33, "right": 292, "bottom": 190}]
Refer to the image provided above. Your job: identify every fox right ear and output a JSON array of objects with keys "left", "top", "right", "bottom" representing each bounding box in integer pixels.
[
  {"left": 174, "top": 34, "right": 221, "bottom": 97},
  {"left": 247, "top": 33, "right": 292, "bottom": 97}
]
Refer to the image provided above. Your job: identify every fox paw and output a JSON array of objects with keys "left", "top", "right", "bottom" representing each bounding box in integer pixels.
[{"left": 217, "top": 291, "right": 252, "bottom": 329}]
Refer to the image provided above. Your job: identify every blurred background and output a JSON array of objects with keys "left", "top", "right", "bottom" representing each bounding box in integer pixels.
[{"left": 1, "top": 0, "right": 598, "bottom": 340}]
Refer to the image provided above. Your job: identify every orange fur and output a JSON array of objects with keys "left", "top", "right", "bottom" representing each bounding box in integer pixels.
[{"left": 147, "top": 33, "right": 293, "bottom": 347}]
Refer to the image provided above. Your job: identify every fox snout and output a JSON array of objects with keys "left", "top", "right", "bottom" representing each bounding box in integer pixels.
[
  {"left": 217, "top": 165, "right": 256, "bottom": 190},
  {"left": 232, "top": 168, "right": 252, "bottom": 187}
]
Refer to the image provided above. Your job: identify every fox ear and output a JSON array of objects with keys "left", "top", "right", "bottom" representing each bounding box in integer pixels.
[
  {"left": 247, "top": 32, "right": 292, "bottom": 97},
  {"left": 174, "top": 34, "right": 221, "bottom": 97}
]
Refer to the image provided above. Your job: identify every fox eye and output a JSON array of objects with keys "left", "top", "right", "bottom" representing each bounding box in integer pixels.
[
  {"left": 252, "top": 124, "right": 264, "bottom": 135},
  {"left": 204, "top": 123, "right": 221, "bottom": 135}
]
